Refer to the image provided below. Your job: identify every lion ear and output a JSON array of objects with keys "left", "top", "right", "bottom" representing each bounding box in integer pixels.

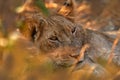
[
  {"left": 18, "top": 18, "right": 36, "bottom": 41},
  {"left": 33, "top": 19, "right": 46, "bottom": 41},
  {"left": 18, "top": 8, "right": 47, "bottom": 42}
]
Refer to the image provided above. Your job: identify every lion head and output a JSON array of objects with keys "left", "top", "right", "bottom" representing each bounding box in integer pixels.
[{"left": 18, "top": 10, "right": 90, "bottom": 67}]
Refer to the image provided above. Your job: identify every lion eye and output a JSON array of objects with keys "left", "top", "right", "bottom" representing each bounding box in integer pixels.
[{"left": 49, "top": 36, "right": 59, "bottom": 41}]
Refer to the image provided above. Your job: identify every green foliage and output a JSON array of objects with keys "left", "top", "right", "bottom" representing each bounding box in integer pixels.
[{"left": 34, "top": 0, "right": 50, "bottom": 16}]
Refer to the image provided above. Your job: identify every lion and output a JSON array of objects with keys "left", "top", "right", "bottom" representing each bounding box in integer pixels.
[{"left": 18, "top": 0, "right": 120, "bottom": 78}]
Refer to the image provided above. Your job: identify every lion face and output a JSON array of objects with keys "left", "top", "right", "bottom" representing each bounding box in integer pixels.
[
  {"left": 20, "top": 12, "right": 85, "bottom": 52},
  {"left": 19, "top": 12, "right": 87, "bottom": 67},
  {"left": 34, "top": 15, "right": 85, "bottom": 53}
]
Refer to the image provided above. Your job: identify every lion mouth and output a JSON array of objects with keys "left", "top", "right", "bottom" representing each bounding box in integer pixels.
[{"left": 47, "top": 46, "right": 82, "bottom": 68}]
